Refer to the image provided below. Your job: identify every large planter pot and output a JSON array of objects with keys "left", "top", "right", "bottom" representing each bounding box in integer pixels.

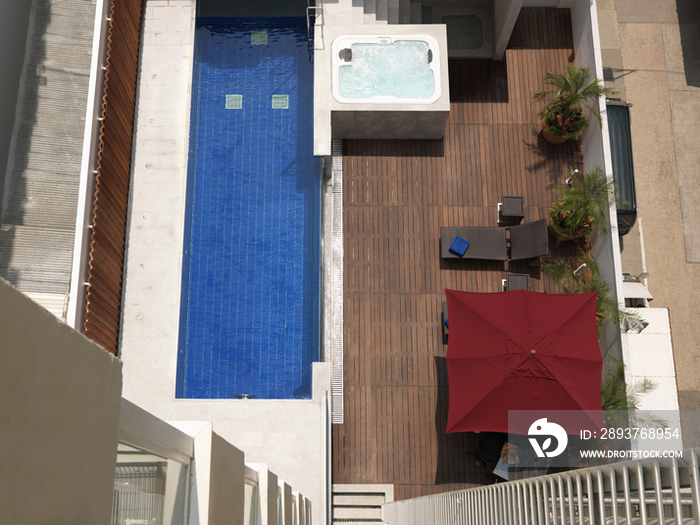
[
  {"left": 549, "top": 223, "right": 578, "bottom": 242},
  {"left": 542, "top": 120, "right": 570, "bottom": 144},
  {"left": 543, "top": 128, "right": 570, "bottom": 145}
]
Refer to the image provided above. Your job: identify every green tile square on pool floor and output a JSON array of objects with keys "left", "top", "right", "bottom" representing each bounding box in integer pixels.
[
  {"left": 251, "top": 31, "right": 267, "bottom": 45},
  {"left": 271, "top": 94, "right": 288, "bottom": 109},
  {"left": 226, "top": 94, "right": 242, "bottom": 109}
]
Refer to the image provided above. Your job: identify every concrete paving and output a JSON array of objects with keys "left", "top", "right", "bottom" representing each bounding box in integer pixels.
[
  {"left": 597, "top": 0, "right": 700, "bottom": 412},
  {"left": 0, "top": 0, "right": 94, "bottom": 295}
]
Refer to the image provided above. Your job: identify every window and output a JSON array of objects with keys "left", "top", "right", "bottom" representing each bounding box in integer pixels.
[{"left": 111, "top": 443, "right": 189, "bottom": 525}]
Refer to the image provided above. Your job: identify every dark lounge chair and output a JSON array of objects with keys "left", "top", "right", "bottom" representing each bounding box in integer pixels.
[
  {"left": 477, "top": 432, "right": 509, "bottom": 470},
  {"left": 509, "top": 219, "right": 548, "bottom": 261},
  {"left": 440, "top": 226, "right": 508, "bottom": 261}
]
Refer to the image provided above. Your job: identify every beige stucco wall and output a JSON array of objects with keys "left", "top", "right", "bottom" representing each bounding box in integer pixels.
[
  {"left": 210, "top": 431, "right": 246, "bottom": 525},
  {"left": 0, "top": 277, "right": 123, "bottom": 523},
  {"left": 188, "top": 423, "right": 248, "bottom": 525}
]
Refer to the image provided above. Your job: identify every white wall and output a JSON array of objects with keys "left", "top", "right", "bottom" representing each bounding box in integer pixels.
[
  {"left": 189, "top": 423, "right": 247, "bottom": 525},
  {"left": 623, "top": 307, "right": 682, "bottom": 451},
  {"left": 493, "top": 0, "right": 524, "bottom": 59},
  {"left": 0, "top": 274, "right": 314, "bottom": 525},
  {"left": 567, "top": 0, "right": 626, "bottom": 363},
  {"left": 0, "top": 277, "right": 123, "bottom": 523}
]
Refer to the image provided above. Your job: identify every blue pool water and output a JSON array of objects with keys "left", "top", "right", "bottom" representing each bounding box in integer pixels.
[
  {"left": 177, "top": 18, "right": 320, "bottom": 399},
  {"left": 339, "top": 41, "right": 435, "bottom": 99}
]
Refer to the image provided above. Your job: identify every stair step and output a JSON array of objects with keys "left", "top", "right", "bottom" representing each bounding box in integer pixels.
[
  {"left": 334, "top": 494, "right": 386, "bottom": 506},
  {"left": 364, "top": 0, "right": 376, "bottom": 24},
  {"left": 334, "top": 507, "right": 382, "bottom": 519},
  {"left": 376, "top": 0, "right": 388, "bottom": 23},
  {"left": 23, "top": 292, "right": 69, "bottom": 321},
  {"left": 421, "top": 4, "right": 432, "bottom": 23},
  {"left": 332, "top": 485, "right": 394, "bottom": 525},
  {"left": 387, "top": 0, "right": 399, "bottom": 24},
  {"left": 399, "top": 0, "right": 411, "bottom": 23},
  {"left": 410, "top": 2, "right": 422, "bottom": 24}
]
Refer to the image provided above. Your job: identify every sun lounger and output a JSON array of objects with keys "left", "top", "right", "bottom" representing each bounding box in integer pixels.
[
  {"left": 440, "top": 226, "right": 508, "bottom": 261},
  {"left": 509, "top": 219, "right": 548, "bottom": 261}
]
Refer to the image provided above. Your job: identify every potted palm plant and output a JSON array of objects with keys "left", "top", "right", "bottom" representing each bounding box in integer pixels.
[
  {"left": 548, "top": 167, "right": 617, "bottom": 242},
  {"left": 535, "top": 65, "right": 618, "bottom": 144}
]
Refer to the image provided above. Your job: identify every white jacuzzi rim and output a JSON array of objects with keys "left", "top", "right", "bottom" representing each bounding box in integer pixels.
[{"left": 331, "top": 34, "right": 442, "bottom": 105}]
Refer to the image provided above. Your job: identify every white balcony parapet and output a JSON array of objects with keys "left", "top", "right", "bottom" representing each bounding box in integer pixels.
[{"left": 383, "top": 449, "right": 700, "bottom": 525}]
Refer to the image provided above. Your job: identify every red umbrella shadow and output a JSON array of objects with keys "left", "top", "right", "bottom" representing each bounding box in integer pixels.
[{"left": 433, "top": 356, "right": 499, "bottom": 485}]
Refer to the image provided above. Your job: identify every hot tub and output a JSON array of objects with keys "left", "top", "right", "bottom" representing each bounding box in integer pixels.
[{"left": 332, "top": 34, "right": 442, "bottom": 105}]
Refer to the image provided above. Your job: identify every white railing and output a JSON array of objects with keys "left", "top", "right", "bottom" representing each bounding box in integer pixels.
[
  {"left": 383, "top": 449, "right": 700, "bottom": 525},
  {"left": 67, "top": 0, "right": 112, "bottom": 330},
  {"left": 111, "top": 490, "right": 165, "bottom": 525},
  {"left": 306, "top": 0, "right": 323, "bottom": 52}
]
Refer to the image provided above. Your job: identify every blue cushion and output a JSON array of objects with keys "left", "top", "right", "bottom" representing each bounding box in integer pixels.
[
  {"left": 444, "top": 318, "right": 449, "bottom": 327},
  {"left": 449, "top": 236, "right": 470, "bottom": 257}
]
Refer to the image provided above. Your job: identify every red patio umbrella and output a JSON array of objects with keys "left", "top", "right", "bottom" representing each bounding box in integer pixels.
[{"left": 445, "top": 289, "right": 604, "bottom": 434}]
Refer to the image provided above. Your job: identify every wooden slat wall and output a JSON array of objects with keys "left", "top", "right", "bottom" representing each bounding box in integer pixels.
[
  {"left": 335, "top": 8, "right": 585, "bottom": 500},
  {"left": 83, "top": 0, "right": 144, "bottom": 354}
]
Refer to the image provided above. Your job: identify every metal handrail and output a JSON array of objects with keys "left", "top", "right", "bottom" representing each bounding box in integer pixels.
[{"left": 306, "top": 0, "right": 323, "bottom": 49}]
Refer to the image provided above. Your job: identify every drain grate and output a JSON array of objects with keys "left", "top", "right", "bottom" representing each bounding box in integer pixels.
[{"left": 330, "top": 139, "right": 344, "bottom": 424}]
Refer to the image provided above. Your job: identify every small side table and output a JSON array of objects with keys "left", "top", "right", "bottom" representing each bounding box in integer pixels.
[
  {"left": 498, "top": 196, "right": 524, "bottom": 225},
  {"left": 505, "top": 273, "right": 530, "bottom": 291}
]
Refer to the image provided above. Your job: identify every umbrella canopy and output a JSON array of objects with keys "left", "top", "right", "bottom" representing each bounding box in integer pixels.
[{"left": 445, "top": 289, "right": 604, "bottom": 434}]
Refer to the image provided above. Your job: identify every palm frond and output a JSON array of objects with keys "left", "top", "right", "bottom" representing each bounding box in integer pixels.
[
  {"left": 543, "top": 249, "right": 647, "bottom": 336},
  {"left": 548, "top": 167, "right": 617, "bottom": 240},
  {"left": 536, "top": 66, "right": 618, "bottom": 141},
  {"left": 600, "top": 357, "right": 668, "bottom": 429}
]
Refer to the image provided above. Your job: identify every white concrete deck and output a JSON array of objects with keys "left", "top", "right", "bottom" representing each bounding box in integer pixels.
[{"left": 119, "top": 3, "right": 330, "bottom": 523}]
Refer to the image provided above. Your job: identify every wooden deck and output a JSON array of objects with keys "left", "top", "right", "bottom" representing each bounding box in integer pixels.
[{"left": 334, "top": 8, "right": 586, "bottom": 500}]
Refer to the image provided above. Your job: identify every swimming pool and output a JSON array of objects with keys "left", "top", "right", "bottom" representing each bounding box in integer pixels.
[{"left": 177, "top": 18, "right": 320, "bottom": 400}]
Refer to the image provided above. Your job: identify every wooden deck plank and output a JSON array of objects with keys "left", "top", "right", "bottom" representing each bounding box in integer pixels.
[{"left": 335, "top": 8, "right": 582, "bottom": 499}]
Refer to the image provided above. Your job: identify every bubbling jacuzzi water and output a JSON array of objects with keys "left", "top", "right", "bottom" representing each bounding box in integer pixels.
[{"left": 338, "top": 40, "right": 435, "bottom": 100}]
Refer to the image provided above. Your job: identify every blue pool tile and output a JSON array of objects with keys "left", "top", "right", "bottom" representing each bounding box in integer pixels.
[{"left": 177, "top": 18, "right": 320, "bottom": 400}]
